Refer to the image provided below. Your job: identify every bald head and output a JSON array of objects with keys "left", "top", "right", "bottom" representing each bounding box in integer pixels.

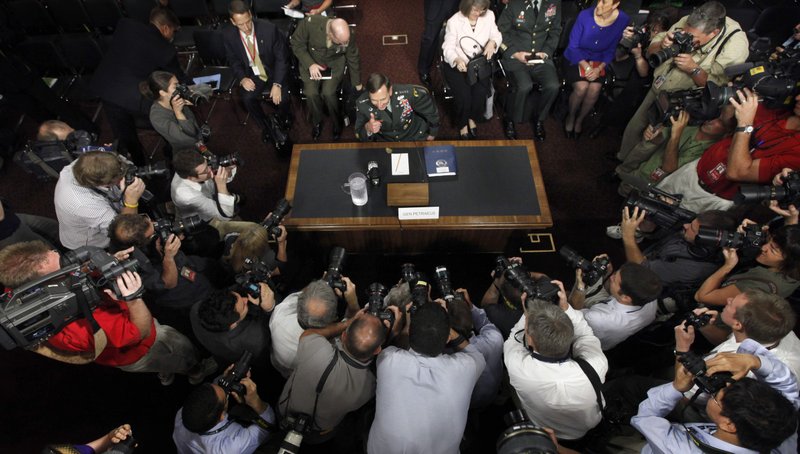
[
  {"left": 37, "top": 120, "right": 74, "bottom": 141},
  {"left": 343, "top": 314, "right": 385, "bottom": 362},
  {"left": 328, "top": 18, "right": 350, "bottom": 45}
]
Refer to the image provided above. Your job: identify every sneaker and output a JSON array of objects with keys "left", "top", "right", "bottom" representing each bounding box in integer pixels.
[
  {"left": 606, "top": 224, "right": 643, "bottom": 243},
  {"left": 158, "top": 372, "right": 175, "bottom": 386},
  {"left": 188, "top": 357, "right": 218, "bottom": 385}
]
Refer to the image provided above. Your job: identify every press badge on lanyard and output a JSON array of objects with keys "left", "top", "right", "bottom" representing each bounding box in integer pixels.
[{"left": 241, "top": 33, "right": 261, "bottom": 76}]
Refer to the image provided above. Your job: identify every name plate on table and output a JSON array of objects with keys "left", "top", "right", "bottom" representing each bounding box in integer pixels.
[{"left": 398, "top": 206, "right": 440, "bottom": 220}]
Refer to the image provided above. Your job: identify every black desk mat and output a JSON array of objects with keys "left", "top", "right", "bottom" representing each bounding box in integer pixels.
[{"left": 290, "top": 145, "right": 541, "bottom": 218}]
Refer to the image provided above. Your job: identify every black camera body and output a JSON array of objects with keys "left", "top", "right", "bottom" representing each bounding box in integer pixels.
[
  {"left": 261, "top": 198, "right": 291, "bottom": 240},
  {"left": 496, "top": 409, "right": 557, "bottom": 454},
  {"left": 218, "top": 350, "right": 252, "bottom": 396},
  {"left": 695, "top": 224, "right": 766, "bottom": 251},
  {"left": 619, "top": 25, "right": 650, "bottom": 51},
  {"left": 737, "top": 171, "right": 800, "bottom": 208},
  {"left": 649, "top": 30, "right": 694, "bottom": 68},
  {"left": 173, "top": 83, "right": 206, "bottom": 105},
  {"left": 495, "top": 256, "right": 560, "bottom": 306},
  {"left": 678, "top": 351, "right": 734, "bottom": 396},
  {"left": 650, "top": 86, "right": 711, "bottom": 126},
  {"left": 433, "top": 266, "right": 456, "bottom": 301},
  {"left": 401, "top": 263, "right": 419, "bottom": 283},
  {"left": 1, "top": 247, "right": 140, "bottom": 350},
  {"left": 278, "top": 414, "right": 310, "bottom": 454},
  {"left": 366, "top": 282, "right": 396, "bottom": 329},
  {"left": 152, "top": 215, "right": 205, "bottom": 244},
  {"left": 235, "top": 258, "right": 277, "bottom": 299},
  {"left": 206, "top": 152, "right": 242, "bottom": 172},
  {"left": 409, "top": 275, "right": 431, "bottom": 312},
  {"left": 558, "top": 246, "right": 610, "bottom": 287},
  {"left": 124, "top": 161, "right": 169, "bottom": 185},
  {"left": 324, "top": 247, "right": 347, "bottom": 293},
  {"left": 625, "top": 187, "right": 696, "bottom": 231},
  {"left": 683, "top": 312, "right": 712, "bottom": 332}
]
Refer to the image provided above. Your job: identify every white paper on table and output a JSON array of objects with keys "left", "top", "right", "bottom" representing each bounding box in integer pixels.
[{"left": 391, "top": 153, "right": 410, "bottom": 176}]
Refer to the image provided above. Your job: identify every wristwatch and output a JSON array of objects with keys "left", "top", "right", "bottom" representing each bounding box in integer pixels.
[
  {"left": 735, "top": 125, "right": 754, "bottom": 134},
  {"left": 689, "top": 67, "right": 702, "bottom": 77}
]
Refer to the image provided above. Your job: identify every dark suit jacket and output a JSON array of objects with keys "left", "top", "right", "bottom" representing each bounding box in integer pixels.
[
  {"left": 223, "top": 19, "right": 289, "bottom": 87},
  {"left": 91, "top": 18, "right": 186, "bottom": 112}
]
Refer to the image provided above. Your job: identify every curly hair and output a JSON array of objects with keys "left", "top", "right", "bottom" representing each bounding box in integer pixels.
[
  {"left": 769, "top": 224, "right": 800, "bottom": 280},
  {"left": 197, "top": 289, "right": 240, "bottom": 332}
]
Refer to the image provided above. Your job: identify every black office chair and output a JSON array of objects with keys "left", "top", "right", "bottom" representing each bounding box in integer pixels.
[
  {"left": 43, "top": 0, "right": 94, "bottom": 33},
  {"left": 727, "top": 7, "right": 761, "bottom": 32},
  {"left": 332, "top": 0, "right": 360, "bottom": 27},
  {"left": 5, "top": 0, "right": 59, "bottom": 35},
  {"left": 119, "top": 0, "right": 156, "bottom": 24},
  {"left": 59, "top": 33, "right": 105, "bottom": 121},
  {"left": 751, "top": 5, "right": 800, "bottom": 47},
  {"left": 192, "top": 28, "right": 236, "bottom": 98},
  {"left": 83, "top": 0, "right": 125, "bottom": 34},
  {"left": 436, "top": 21, "right": 454, "bottom": 101}
]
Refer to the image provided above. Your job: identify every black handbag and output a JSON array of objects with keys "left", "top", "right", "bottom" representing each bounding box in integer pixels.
[{"left": 460, "top": 36, "right": 493, "bottom": 86}]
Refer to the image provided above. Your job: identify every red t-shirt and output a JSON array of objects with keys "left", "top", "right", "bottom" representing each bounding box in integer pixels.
[
  {"left": 47, "top": 298, "right": 157, "bottom": 367},
  {"left": 697, "top": 105, "right": 800, "bottom": 200}
]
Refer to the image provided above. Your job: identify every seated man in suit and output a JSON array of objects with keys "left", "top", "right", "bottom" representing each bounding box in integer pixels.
[{"left": 224, "top": 0, "right": 291, "bottom": 143}]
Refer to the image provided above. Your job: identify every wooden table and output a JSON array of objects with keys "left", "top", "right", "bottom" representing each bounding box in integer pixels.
[{"left": 283, "top": 140, "right": 552, "bottom": 253}]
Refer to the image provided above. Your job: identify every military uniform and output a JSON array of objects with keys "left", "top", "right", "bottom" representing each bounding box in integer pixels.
[
  {"left": 290, "top": 15, "right": 361, "bottom": 126},
  {"left": 354, "top": 84, "right": 440, "bottom": 142},
  {"left": 498, "top": 0, "right": 562, "bottom": 123}
]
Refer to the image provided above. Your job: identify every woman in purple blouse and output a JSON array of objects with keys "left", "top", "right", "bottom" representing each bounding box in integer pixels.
[{"left": 563, "top": 0, "right": 628, "bottom": 139}]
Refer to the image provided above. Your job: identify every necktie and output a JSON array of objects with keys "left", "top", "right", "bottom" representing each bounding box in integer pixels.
[
  {"left": 246, "top": 34, "right": 268, "bottom": 82},
  {"left": 532, "top": 0, "right": 539, "bottom": 18}
]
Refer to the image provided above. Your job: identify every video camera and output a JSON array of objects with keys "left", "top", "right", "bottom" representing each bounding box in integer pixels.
[
  {"left": 235, "top": 257, "right": 277, "bottom": 299},
  {"left": 649, "top": 86, "right": 710, "bottom": 126},
  {"left": 558, "top": 246, "right": 610, "bottom": 287},
  {"left": 678, "top": 351, "right": 734, "bottom": 396},
  {"left": 737, "top": 171, "right": 800, "bottom": 208},
  {"left": 694, "top": 223, "right": 766, "bottom": 251},
  {"left": 496, "top": 409, "right": 557, "bottom": 454},
  {"left": 625, "top": 186, "right": 696, "bottom": 231},
  {"left": 172, "top": 83, "right": 208, "bottom": 105},
  {"left": 324, "top": 247, "right": 347, "bottom": 293},
  {"left": 649, "top": 30, "right": 694, "bottom": 68},
  {"left": 217, "top": 350, "right": 252, "bottom": 397},
  {"left": 366, "top": 282, "right": 396, "bottom": 330},
  {"left": 682, "top": 312, "right": 712, "bottom": 332},
  {"left": 152, "top": 215, "right": 206, "bottom": 244},
  {"left": 260, "top": 198, "right": 291, "bottom": 240},
  {"left": 433, "top": 266, "right": 456, "bottom": 301},
  {"left": 206, "top": 152, "right": 242, "bottom": 172},
  {"left": 494, "top": 256, "right": 560, "bottom": 306},
  {"left": 0, "top": 246, "right": 140, "bottom": 350},
  {"left": 15, "top": 131, "right": 114, "bottom": 181}
]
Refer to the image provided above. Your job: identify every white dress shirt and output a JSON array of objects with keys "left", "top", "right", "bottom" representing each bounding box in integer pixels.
[
  {"left": 268, "top": 292, "right": 303, "bottom": 378},
  {"left": 173, "top": 404, "right": 275, "bottom": 454},
  {"left": 504, "top": 305, "right": 609, "bottom": 440},
  {"left": 54, "top": 161, "right": 121, "bottom": 249},
  {"left": 367, "top": 345, "right": 485, "bottom": 454},
  {"left": 170, "top": 172, "right": 237, "bottom": 222},
  {"left": 581, "top": 298, "right": 658, "bottom": 351}
]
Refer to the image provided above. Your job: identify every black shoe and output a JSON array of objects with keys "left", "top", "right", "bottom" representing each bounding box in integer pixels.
[
  {"left": 573, "top": 130, "right": 582, "bottom": 140},
  {"left": 504, "top": 120, "right": 517, "bottom": 140},
  {"left": 459, "top": 132, "right": 470, "bottom": 140},
  {"left": 419, "top": 72, "right": 432, "bottom": 87},
  {"left": 563, "top": 123, "right": 574, "bottom": 139},
  {"left": 468, "top": 125, "right": 477, "bottom": 139},
  {"left": 534, "top": 121, "right": 546, "bottom": 141},
  {"left": 312, "top": 122, "right": 322, "bottom": 141},
  {"left": 332, "top": 121, "right": 342, "bottom": 141}
]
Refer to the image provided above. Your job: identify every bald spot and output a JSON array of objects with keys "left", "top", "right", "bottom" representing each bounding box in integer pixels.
[{"left": 329, "top": 18, "right": 350, "bottom": 43}]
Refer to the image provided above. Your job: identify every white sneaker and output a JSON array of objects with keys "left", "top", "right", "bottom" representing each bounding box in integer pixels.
[
  {"left": 188, "top": 357, "right": 218, "bottom": 385},
  {"left": 606, "top": 224, "right": 643, "bottom": 243},
  {"left": 158, "top": 372, "right": 175, "bottom": 386}
]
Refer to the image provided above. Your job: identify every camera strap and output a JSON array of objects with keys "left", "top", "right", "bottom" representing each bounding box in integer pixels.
[
  {"left": 682, "top": 425, "right": 735, "bottom": 454},
  {"left": 280, "top": 347, "right": 340, "bottom": 433},
  {"left": 211, "top": 183, "right": 239, "bottom": 219},
  {"left": 573, "top": 356, "right": 605, "bottom": 414},
  {"left": 74, "top": 284, "right": 108, "bottom": 359}
]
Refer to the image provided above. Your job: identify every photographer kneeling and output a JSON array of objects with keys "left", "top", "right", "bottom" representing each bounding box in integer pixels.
[
  {"left": 171, "top": 149, "right": 257, "bottom": 239},
  {"left": 141, "top": 71, "right": 204, "bottom": 152}
]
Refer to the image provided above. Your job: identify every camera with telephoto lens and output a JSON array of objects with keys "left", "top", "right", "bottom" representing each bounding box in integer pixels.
[
  {"left": 433, "top": 266, "right": 456, "bottom": 301},
  {"left": 495, "top": 256, "right": 560, "bottom": 306},
  {"left": 401, "top": 263, "right": 419, "bottom": 283},
  {"left": 260, "top": 198, "right": 291, "bottom": 240},
  {"left": 235, "top": 257, "right": 277, "bottom": 298},
  {"left": 366, "top": 282, "right": 396, "bottom": 330},
  {"left": 678, "top": 351, "right": 734, "bottom": 396},
  {"left": 324, "top": 247, "right": 347, "bottom": 293},
  {"left": 0, "top": 246, "right": 140, "bottom": 350},
  {"left": 648, "top": 30, "right": 694, "bottom": 68},
  {"left": 151, "top": 215, "right": 205, "bottom": 244},
  {"left": 558, "top": 246, "right": 610, "bottom": 287},
  {"left": 619, "top": 25, "right": 650, "bottom": 51},
  {"left": 736, "top": 171, "right": 800, "bottom": 208},
  {"left": 64, "top": 130, "right": 113, "bottom": 153},
  {"left": 694, "top": 223, "right": 766, "bottom": 250},
  {"left": 683, "top": 312, "right": 712, "bottom": 332},
  {"left": 124, "top": 161, "right": 169, "bottom": 185},
  {"left": 649, "top": 86, "right": 712, "bottom": 126},
  {"left": 172, "top": 83, "right": 207, "bottom": 105},
  {"left": 496, "top": 409, "right": 557, "bottom": 454},
  {"left": 277, "top": 414, "right": 309, "bottom": 454},
  {"left": 409, "top": 275, "right": 431, "bottom": 312},
  {"left": 206, "top": 152, "right": 242, "bottom": 172},
  {"left": 217, "top": 350, "right": 253, "bottom": 397},
  {"left": 625, "top": 187, "right": 697, "bottom": 231}
]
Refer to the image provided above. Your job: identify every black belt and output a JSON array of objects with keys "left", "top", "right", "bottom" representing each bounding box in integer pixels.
[{"left": 697, "top": 178, "right": 713, "bottom": 194}]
